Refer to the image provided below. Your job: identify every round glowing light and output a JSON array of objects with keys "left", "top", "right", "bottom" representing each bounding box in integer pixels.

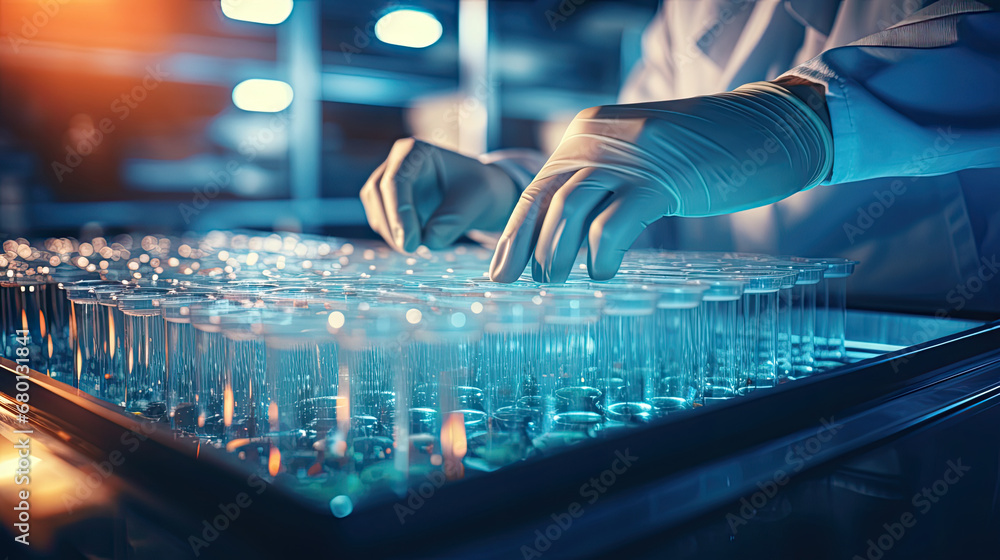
[
  {"left": 221, "top": 0, "right": 293, "bottom": 25},
  {"left": 450, "top": 312, "right": 466, "bottom": 328},
  {"left": 470, "top": 301, "right": 483, "bottom": 314},
  {"left": 232, "top": 79, "right": 294, "bottom": 113},
  {"left": 406, "top": 308, "right": 422, "bottom": 324},
  {"left": 375, "top": 9, "right": 443, "bottom": 49},
  {"left": 330, "top": 495, "right": 353, "bottom": 518},
  {"left": 328, "top": 311, "right": 345, "bottom": 329}
]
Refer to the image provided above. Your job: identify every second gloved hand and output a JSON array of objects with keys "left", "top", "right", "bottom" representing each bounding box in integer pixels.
[
  {"left": 361, "top": 138, "right": 521, "bottom": 252},
  {"left": 489, "top": 81, "right": 833, "bottom": 283}
]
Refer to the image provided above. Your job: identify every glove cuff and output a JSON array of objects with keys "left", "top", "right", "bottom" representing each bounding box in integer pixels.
[
  {"left": 478, "top": 149, "right": 548, "bottom": 192},
  {"left": 733, "top": 81, "right": 834, "bottom": 189}
]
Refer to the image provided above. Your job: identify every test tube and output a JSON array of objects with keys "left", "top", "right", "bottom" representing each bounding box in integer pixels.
[
  {"left": 479, "top": 290, "right": 544, "bottom": 467},
  {"left": 808, "top": 258, "right": 859, "bottom": 368},
  {"left": 42, "top": 269, "right": 86, "bottom": 383},
  {"left": 593, "top": 283, "right": 659, "bottom": 426},
  {"left": 409, "top": 297, "right": 485, "bottom": 479},
  {"left": 537, "top": 286, "right": 604, "bottom": 434},
  {"left": 64, "top": 280, "right": 121, "bottom": 394},
  {"left": 0, "top": 275, "right": 17, "bottom": 361},
  {"left": 217, "top": 304, "right": 267, "bottom": 441},
  {"left": 329, "top": 301, "right": 412, "bottom": 492},
  {"left": 719, "top": 268, "right": 792, "bottom": 393},
  {"left": 4, "top": 277, "right": 48, "bottom": 375},
  {"left": 687, "top": 278, "right": 745, "bottom": 405},
  {"left": 775, "top": 271, "right": 799, "bottom": 382},
  {"left": 644, "top": 279, "right": 708, "bottom": 414},
  {"left": 782, "top": 261, "right": 826, "bottom": 378},
  {"left": 94, "top": 284, "right": 132, "bottom": 405},
  {"left": 189, "top": 299, "right": 233, "bottom": 440},
  {"left": 117, "top": 288, "right": 170, "bottom": 416},
  {"left": 162, "top": 294, "right": 218, "bottom": 431},
  {"left": 258, "top": 296, "right": 340, "bottom": 475}
]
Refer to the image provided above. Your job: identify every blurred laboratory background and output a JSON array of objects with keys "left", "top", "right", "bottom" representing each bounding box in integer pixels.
[{"left": 0, "top": 0, "right": 658, "bottom": 236}]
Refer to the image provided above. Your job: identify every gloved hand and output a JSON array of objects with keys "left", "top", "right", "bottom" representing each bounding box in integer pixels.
[
  {"left": 488, "top": 81, "right": 833, "bottom": 283},
  {"left": 361, "top": 138, "right": 521, "bottom": 253}
]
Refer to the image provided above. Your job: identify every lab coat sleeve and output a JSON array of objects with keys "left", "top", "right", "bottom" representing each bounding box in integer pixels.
[{"left": 782, "top": 2, "right": 1000, "bottom": 186}]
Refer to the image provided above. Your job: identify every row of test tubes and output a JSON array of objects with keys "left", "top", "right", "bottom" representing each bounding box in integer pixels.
[{"left": 1, "top": 233, "right": 856, "bottom": 504}]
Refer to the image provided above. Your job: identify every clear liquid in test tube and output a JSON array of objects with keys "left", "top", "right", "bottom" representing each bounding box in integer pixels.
[
  {"left": 189, "top": 300, "right": 232, "bottom": 441},
  {"left": 807, "top": 258, "right": 858, "bottom": 368},
  {"left": 94, "top": 284, "right": 132, "bottom": 405},
  {"left": 479, "top": 291, "right": 544, "bottom": 468},
  {"left": 64, "top": 280, "right": 121, "bottom": 394},
  {"left": 162, "top": 294, "right": 219, "bottom": 431},
  {"left": 330, "top": 301, "right": 411, "bottom": 494},
  {"left": 537, "top": 286, "right": 604, "bottom": 436},
  {"left": 0, "top": 276, "right": 17, "bottom": 361},
  {"left": 41, "top": 270, "right": 85, "bottom": 383},
  {"left": 117, "top": 289, "right": 170, "bottom": 417},
  {"left": 783, "top": 262, "right": 826, "bottom": 379},
  {"left": 218, "top": 304, "right": 267, "bottom": 442},
  {"left": 593, "top": 283, "right": 659, "bottom": 427},
  {"left": 258, "top": 298, "right": 340, "bottom": 477},
  {"left": 775, "top": 272, "right": 799, "bottom": 382},
  {"left": 409, "top": 297, "right": 485, "bottom": 481},
  {"left": 4, "top": 278, "right": 48, "bottom": 375},
  {"left": 644, "top": 279, "right": 708, "bottom": 415},
  {"left": 689, "top": 278, "right": 744, "bottom": 405}
]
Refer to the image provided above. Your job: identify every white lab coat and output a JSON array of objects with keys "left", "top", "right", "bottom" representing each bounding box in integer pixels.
[
  {"left": 494, "top": 0, "right": 1000, "bottom": 313},
  {"left": 621, "top": 0, "right": 1000, "bottom": 313}
]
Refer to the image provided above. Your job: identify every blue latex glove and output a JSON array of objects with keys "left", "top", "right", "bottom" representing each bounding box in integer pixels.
[
  {"left": 361, "top": 138, "right": 521, "bottom": 252},
  {"left": 488, "top": 81, "right": 833, "bottom": 283}
]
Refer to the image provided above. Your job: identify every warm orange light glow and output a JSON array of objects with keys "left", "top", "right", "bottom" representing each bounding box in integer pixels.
[
  {"left": 21, "top": 309, "right": 28, "bottom": 332},
  {"left": 198, "top": 412, "right": 206, "bottom": 428},
  {"left": 441, "top": 412, "right": 468, "bottom": 458},
  {"left": 337, "top": 366, "right": 351, "bottom": 436},
  {"left": 225, "top": 438, "right": 251, "bottom": 452},
  {"left": 47, "top": 334, "right": 53, "bottom": 358},
  {"left": 223, "top": 385, "right": 234, "bottom": 427},
  {"left": 75, "top": 346, "right": 82, "bottom": 382},
  {"left": 127, "top": 346, "right": 133, "bottom": 374},
  {"left": 268, "top": 446, "right": 281, "bottom": 476},
  {"left": 440, "top": 412, "right": 467, "bottom": 480},
  {"left": 268, "top": 400, "right": 279, "bottom": 432},
  {"left": 39, "top": 309, "right": 47, "bottom": 339},
  {"left": 108, "top": 311, "right": 116, "bottom": 359},
  {"left": 69, "top": 305, "right": 77, "bottom": 345}
]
